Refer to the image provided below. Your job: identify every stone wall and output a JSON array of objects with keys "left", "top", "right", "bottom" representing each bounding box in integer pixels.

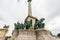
[
  {"left": 8, "top": 29, "right": 60, "bottom": 40},
  {"left": 0, "top": 28, "right": 8, "bottom": 38},
  {"left": 8, "top": 30, "right": 19, "bottom": 40},
  {"left": 0, "top": 28, "right": 8, "bottom": 40},
  {"left": 15, "top": 29, "right": 36, "bottom": 40},
  {"left": 36, "top": 29, "right": 60, "bottom": 40}
]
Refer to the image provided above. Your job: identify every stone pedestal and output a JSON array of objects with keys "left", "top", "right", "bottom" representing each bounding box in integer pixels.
[
  {"left": 8, "top": 29, "right": 59, "bottom": 40},
  {"left": 0, "top": 28, "right": 8, "bottom": 40},
  {"left": 36, "top": 29, "right": 57, "bottom": 40},
  {"left": 8, "top": 30, "right": 19, "bottom": 40},
  {"left": 15, "top": 29, "right": 36, "bottom": 40},
  {"left": 0, "top": 28, "right": 8, "bottom": 38}
]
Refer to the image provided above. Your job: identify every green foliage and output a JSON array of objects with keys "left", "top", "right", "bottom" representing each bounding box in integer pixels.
[
  {"left": 5, "top": 36, "right": 11, "bottom": 40},
  {"left": 34, "top": 18, "right": 45, "bottom": 29},
  {"left": 14, "top": 23, "right": 18, "bottom": 30},
  {"left": 40, "top": 18, "right": 45, "bottom": 23},
  {"left": 20, "top": 23, "right": 24, "bottom": 29},
  {"left": 37, "top": 18, "right": 45, "bottom": 28},
  {"left": 3, "top": 25, "right": 9, "bottom": 28},
  {"left": 14, "top": 22, "right": 24, "bottom": 30},
  {"left": 14, "top": 20, "right": 32, "bottom": 30},
  {"left": 57, "top": 33, "right": 60, "bottom": 38},
  {"left": 24, "top": 20, "right": 32, "bottom": 29},
  {"left": 34, "top": 18, "right": 38, "bottom": 29},
  {"left": 14, "top": 18, "right": 45, "bottom": 30}
]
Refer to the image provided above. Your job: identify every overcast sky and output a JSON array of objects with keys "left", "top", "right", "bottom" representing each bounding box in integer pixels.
[{"left": 0, "top": 0, "right": 60, "bottom": 36}]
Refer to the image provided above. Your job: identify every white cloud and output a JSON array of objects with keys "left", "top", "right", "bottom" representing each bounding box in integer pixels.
[
  {"left": 45, "top": 15, "right": 60, "bottom": 35},
  {"left": 0, "top": 0, "right": 60, "bottom": 36}
]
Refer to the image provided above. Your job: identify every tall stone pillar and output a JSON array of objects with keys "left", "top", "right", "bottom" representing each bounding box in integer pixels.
[{"left": 28, "top": 0, "right": 32, "bottom": 16}]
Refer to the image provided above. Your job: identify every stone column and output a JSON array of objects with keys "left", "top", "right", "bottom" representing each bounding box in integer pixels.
[{"left": 28, "top": 0, "right": 32, "bottom": 16}]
